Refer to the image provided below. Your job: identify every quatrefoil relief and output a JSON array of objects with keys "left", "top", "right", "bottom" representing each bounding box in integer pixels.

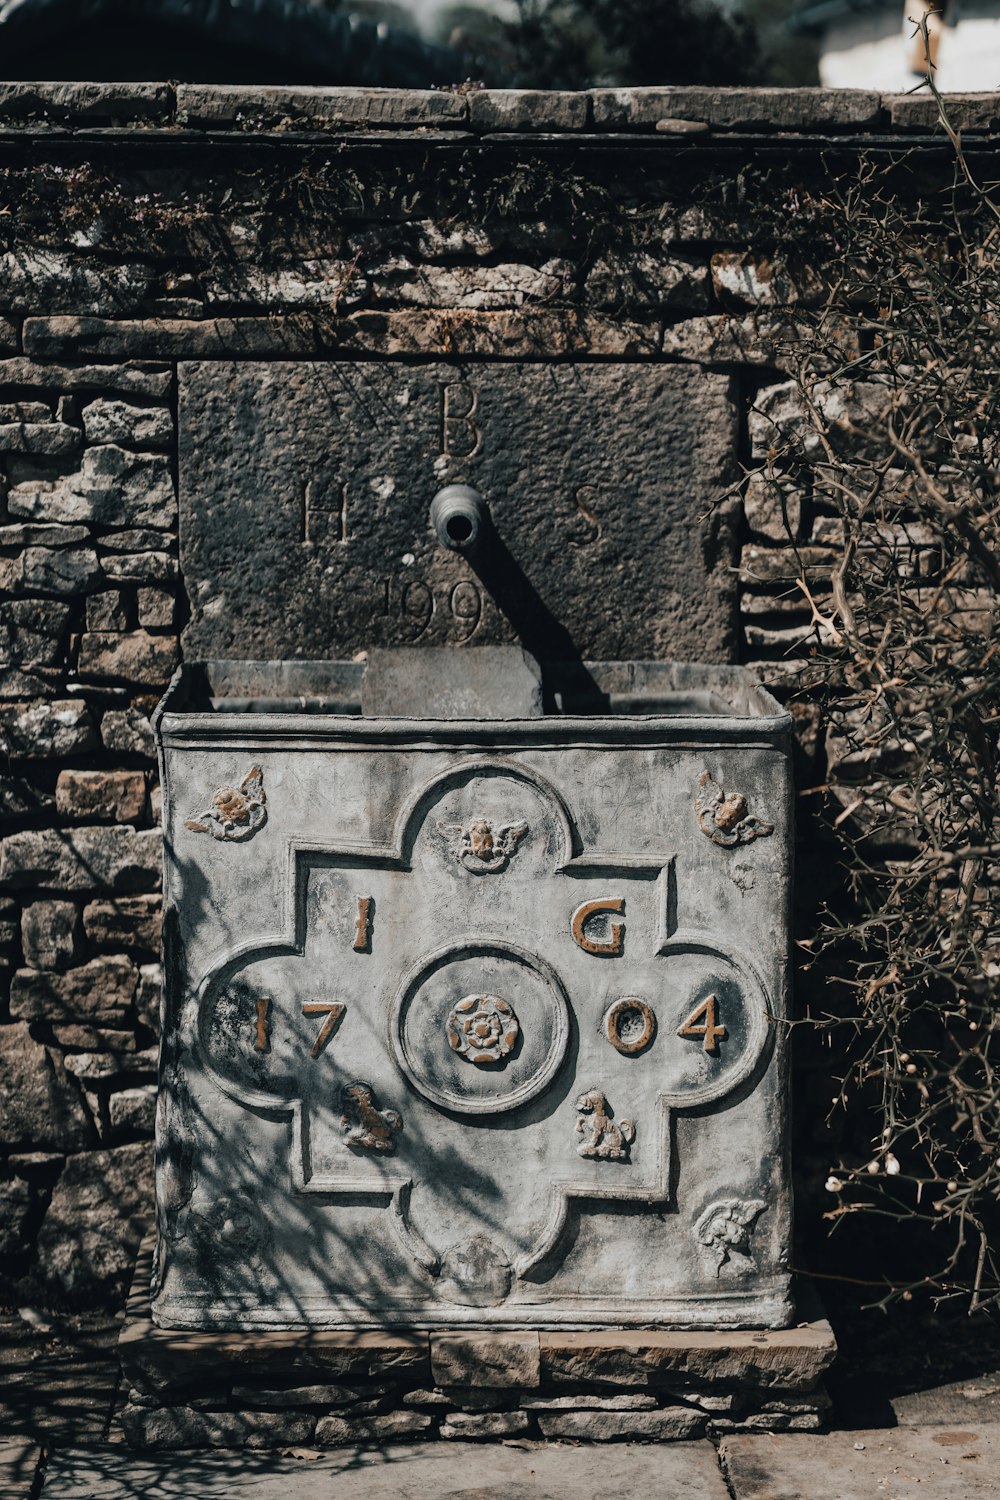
[{"left": 194, "top": 757, "right": 773, "bottom": 1286}]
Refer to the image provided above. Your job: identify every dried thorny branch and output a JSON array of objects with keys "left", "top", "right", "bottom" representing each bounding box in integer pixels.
[{"left": 757, "top": 79, "right": 1000, "bottom": 1310}]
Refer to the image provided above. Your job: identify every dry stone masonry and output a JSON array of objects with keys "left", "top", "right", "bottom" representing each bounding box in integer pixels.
[{"left": 1, "top": 80, "right": 993, "bottom": 1441}]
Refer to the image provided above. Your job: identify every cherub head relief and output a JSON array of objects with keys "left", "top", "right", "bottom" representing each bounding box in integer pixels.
[{"left": 436, "top": 816, "right": 528, "bottom": 873}]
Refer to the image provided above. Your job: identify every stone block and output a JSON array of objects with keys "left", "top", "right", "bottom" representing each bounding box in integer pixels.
[
  {"left": 35, "top": 1141, "right": 154, "bottom": 1300},
  {"left": 0, "top": 318, "right": 18, "bottom": 354},
  {"left": 98, "top": 553, "right": 178, "bottom": 586},
  {"left": 0, "top": 826, "right": 162, "bottom": 893},
  {"left": 0, "top": 699, "right": 97, "bottom": 758},
  {"left": 439, "top": 1410, "right": 532, "bottom": 1438},
  {"left": 9, "top": 955, "right": 138, "bottom": 1023},
  {"left": 83, "top": 896, "right": 162, "bottom": 955},
  {"left": 52, "top": 1026, "right": 138, "bottom": 1051},
  {"left": 0, "top": 359, "right": 172, "bottom": 400},
  {"left": 230, "top": 1382, "right": 381, "bottom": 1408},
  {"left": 56, "top": 770, "right": 147, "bottom": 823},
  {"left": 100, "top": 707, "right": 156, "bottom": 759},
  {"left": 2, "top": 546, "right": 104, "bottom": 596},
  {"left": 536, "top": 1407, "right": 707, "bottom": 1440},
  {"left": 520, "top": 1392, "right": 657, "bottom": 1409},
  {"left": 108, "top": 1085, "right": 157, "bottom": 1135},
  {"left": 0, "top": 82, "right": 173, "bottom": 122},
  {"left": 0, "top": 253, "right": 151, "bottom": 318},
  {"left": 748, "top": 377, "right": 887, "bottom": 461},
  {"left": 0, "top": 775, "right": 54, "bottom": 826},
  {"left": 136, "top": 588, "right": 174, "bottom": 628},
  {"left": 99, "top": 529, "right": 176, "bottom": 554},
  {"left": 176, "top": 84, "right": 467, "bottom": 128},
  {"left": 586, "top": 254, "right": 709, "bottom": 310},
  {"left": 0, "top": 1175, "right": 33, "bottom": 1258},
  {"left": 0, "top": 421, "right": 81, "bottom": 456},
  {"left": 83, "top": 401, "right": 172, "bottom": 449},
  {"left": 121, "top": 1403, "right": 314, "bottom": 1450},
  {"left": 539, "top": 1325, "right": 837, "bottom": 1391},
  {"left": 590, "top": 86, "right": 883, "bottom": 130},
  {"left": 0, "top": 1021, "right": 91, "bottom": 1151},
  {"left": 314, "top": 1411, "right": 432, "bottom": 1445},
  {"left": 431, "top": 1333, "right": 541, "bottom": 1390},
  {"left": 739, "top": 545, "right": 836, "bottom": 588},
  {"left": 135, "top": 964, "right": 163, "bottom": 1033},
  {"left": 0, "top": 401, "right": 51, "bottom": 421},
  {"left": 744, "top": 472, "right": 802, "bottom": 542},
  {"left": 179, "top": 361, "right": 734, "bottom": 662},
  {"left": 711, "top": 254, "right": 824, "bottom": 308},
  {"left": 63, "top": 1049, "right": 157, "bottom": 1082},
  {"left": 7, "top": 446, "right": 175, "bottom": 528},
  {"left": 77, "top": 631, "right": 179, "bottom": 686},
  {"left": 86, "top": 591, "right": 130, "bottom": 631},
  {"left": 886, "top": 91, "right": 1000, "bottom": 130},
  {"left": 20, "top": 899, "right": 80, "bottom": 969},
  {"left": 0, "top": 523, "right": 89, "bottom": 547},
  {"left": 468, "top": 90, "right": 589, "bottom": 132},
  {"left": 366, "top": 258, "right": 568, "bottom": 310},
  {"left": 0, "top": 599, "right": 72, "bottom": 667}
]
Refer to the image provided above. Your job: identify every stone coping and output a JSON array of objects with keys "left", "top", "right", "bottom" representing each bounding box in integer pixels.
[
  {"left": 0, "top": 81, "right": 996, "bottom": 136},
  {"left": 121, "top": 1243, "right": 836, "bottom": 1395}
]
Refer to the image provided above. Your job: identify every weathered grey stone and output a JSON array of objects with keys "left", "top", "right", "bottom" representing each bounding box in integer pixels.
[
  {"left": 86, "top": 591, "right": 130, "bottom": 631},
  {"left": 97, "top": 552, "right": 178, "bottom": 585},
  {"left": 431, "top": 1334, "right": 540, "bottom": 1390},
  {"left": 711, "top": 254, "right": 824, "bottom": 308},
  {"left": 0, "top": 775, "right": 54, "bottom": 826},
  {"left": 521, "top": 1392, "right": 658, "bottom": 1409},
  {"left": 748, "top": 377, "right": 887, "bottom": 461},
  {"left": 97, "top": 529, "right": 175, "bottom": 554},
  {"left": 0, "top": 360, "right": 171, "bottom": 400},
  {"left": 536, "top": 1407, "right": 706, "bottom": 1440},
  {"left": 52, "top": 1026, "right": 138, "bottom": 1052},
  {"left": 366, "top": 258, "right": 568, "bottom": 310},
  {"left": 0, "top": 667, "right": 60, "bottom": 700},
  {"left": 540, "top": 1325, "right": 836, "bottom": 1391},
  {"left": 3, "top": 546, "right": 103, "bottom": 595},
  {"left": 0, "top": 1175, "right": 33, "bottom": 1259},
  {"left": 590, "top": 86, "right": 883, "bottom": 129},
  {"left": 108, "top": 1088, "right": 158, "bottom": 1136},
  {"left": 83, "top": 896, "right": 161, "bottom": 955},
  {"left": 739, "top": 545, "right": 836, "bottom": 588},
  {"left": 230, "top": 1383, "right": 383, "bottom": 1408},
  {"left": 64, "top": 1049, "right": 157, "bottom": 1082},
  {"left": 0, "top": 1022, "right": 90, "bottom": 1151},
  {"left": 744, "top": 472, "right": 802, "bottom": 541},
  {"left": 469, "top": 89, "right": 589, "bottom": 131},
  {"left": 179, "top": 362, "right": 736, "bottom": 661},
  {"left": 0, "top": 401, "right": 50, "bottom": 421},
  {"left": 27, "top": 446, "right": 174, "bottom": 529},
  {"left": 401, "top": 1389, "right": 452, "bottom": 1406},
  {"left": 886, "top": 91, "right": 1000, "bottom": 130},
  {"left": 10, "top": 956, "right": 138, "bottom": 1023},
  {"left": 100, "top": 707, "right": 156, "bottom": 758},
  {"left": 0, "top": 826, "right": 162, "bottom": 893},
  {"left": 0, "top": 699, "right": 97, "bottom": 758},
  {"left": 121, "top": 1403, "right": 314, "bottom": 1450},
  {"left": 56, "top": 770, "right": 147, "bottom": 824},
  {"left": 7, "top": 445, "right": 174, "bottom": 528},
  {"left": 0, "top": 253, "right": 150, "bottom": 317},
  {"left": 0, "top": 599, "right": 72, "bottom": 667},
  {"left": 0, "top": 318, "right": 18, "bottom": 354},
  {"left": 0, "top": 523, "right": 89, "bottom": 547},
  {"left": 135, "top": 964, "right": 163, "bottom": 1034},
  {"left": 82, "top": 400, "right": 172, "bottom": 449},
  {"left": 0, "top": 421, "right": 81, "bottom": 456},
  {"left": 78, "top": 631, "right": 179, "bottom": 686},
  {"left": 136, "top": 588, "right": 174, "bottom": 628},
  {"left": 20, "top": 900, "right": 80, "bottom": 969},
  {"left": 0, "top": 82, "right": 173, "bottom": 122},
  {"left": 587, "top": 254, "right": 709, "bottom": 310},
  {"left": 439, "top": 1410, "right": 532, "bottom": 1438},
  {"left": 177, "top": 83, "right": 467, "bottom": 127},
  {"left": 35, "top": 1142, "right": 154, "bottom": 1300},
  {"left": 314, "top": 1412, "right": 432, "bottom": 1445}
]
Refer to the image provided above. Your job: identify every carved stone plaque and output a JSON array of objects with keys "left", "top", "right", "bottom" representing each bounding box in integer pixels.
[
  {"left": 177, "top": 363, "right": 738, "bottom": 663},
  {"left": 153, "top": 661, "right": 793, "bottom": 1331}
]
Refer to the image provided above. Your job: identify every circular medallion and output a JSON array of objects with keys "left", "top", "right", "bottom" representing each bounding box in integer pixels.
[
  {"left": 604, "top": 996, "right": 656, "bottom": 1057},
  {"left": 447, "top": 994, "right": 520, "bottom": 1065},
  {"left": 390, "top": 941, "right": 570, "bottom": 1116}
]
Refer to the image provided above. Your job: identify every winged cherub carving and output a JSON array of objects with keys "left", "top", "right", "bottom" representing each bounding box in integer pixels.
[
  {"left": 435, "top": 816, "right": 528, "bottom": 873},
  {"left": 184, "top": 766, "right": 267, "bottom": 842}
]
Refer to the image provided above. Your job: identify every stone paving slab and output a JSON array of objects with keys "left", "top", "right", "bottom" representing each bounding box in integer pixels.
[
  {"left": 0, "top": 1310, "right": 121, "bottom": 1445},
  {"left": 721, "top": 1423, "right": 1000, "bottom": 1498},
  {"left": 0, "top": 1438, "right": 42, "bottom": 1500},
  {"left": 40, "top": 1440, "right": 730, "bottom": 1498}
]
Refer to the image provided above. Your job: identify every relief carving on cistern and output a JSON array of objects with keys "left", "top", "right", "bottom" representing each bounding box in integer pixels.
[{"left": 166, "top": 726, "right": 784, "bottom": 1328}]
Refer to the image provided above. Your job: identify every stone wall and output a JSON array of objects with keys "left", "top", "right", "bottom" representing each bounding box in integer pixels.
[{"left": 0, "top": 81, "right": 993, "bottom": 1308}]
